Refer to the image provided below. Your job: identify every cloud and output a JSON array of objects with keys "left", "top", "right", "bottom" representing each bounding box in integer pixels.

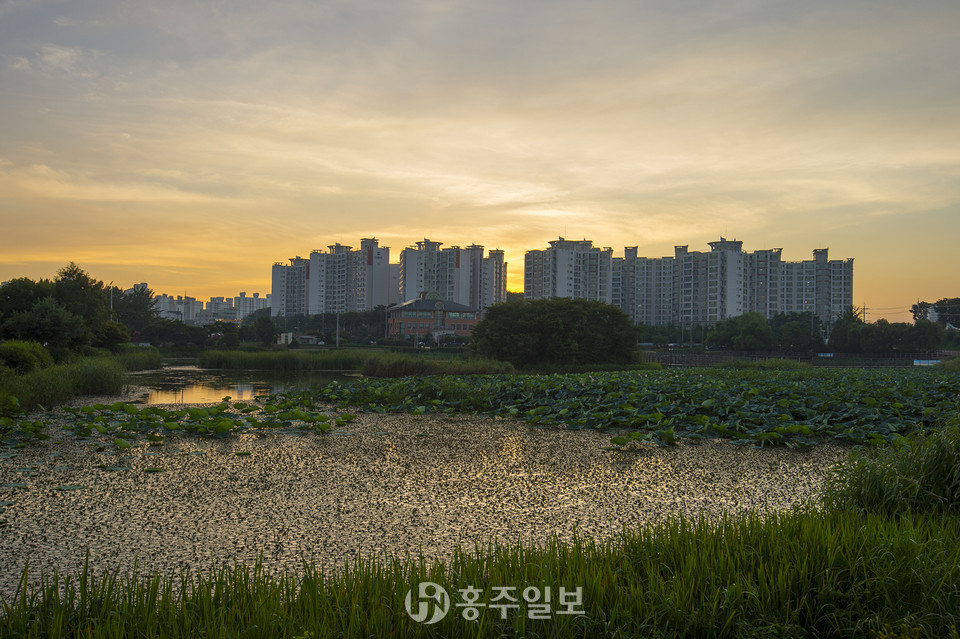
[{"left": 1, "top": 0, "right": 959, "bottom": 311}]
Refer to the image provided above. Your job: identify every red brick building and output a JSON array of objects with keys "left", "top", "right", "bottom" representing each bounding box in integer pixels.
[{"left": 387, "top": 294, "right": 482, "bottom": 340}]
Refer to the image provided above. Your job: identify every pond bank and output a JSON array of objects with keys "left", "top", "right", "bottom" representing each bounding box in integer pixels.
[{"left": 0, "top": 411, "right": 848, "bottom": 600}]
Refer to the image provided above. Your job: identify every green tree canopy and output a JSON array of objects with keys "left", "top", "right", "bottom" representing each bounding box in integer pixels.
[
  {"left": 110, "top": 285, "right": 159, "bottom": 333},
  {"left": 706, "top": 312, "right": 775, "bottom": 351},
  {"left": 0, "top": 277, "right": 54, "bottom": 322},
  {"left": 469, "top": 298, "right": 637, "bottom": 368},
  {"left": 1, "top": 297, "right": 87, "bottom": 359},
  {"left": 828, "top": 307, "right": 942, "bottom": 353},
  {"left": 769, "top": 312, "right": 824, "bottom": 353},
  {"left": 52, "top": 262, "right": 110, "bottom": 341}
]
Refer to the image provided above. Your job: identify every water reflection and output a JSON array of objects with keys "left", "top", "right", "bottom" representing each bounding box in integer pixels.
[{"left": 129, "top": 366, "right": 347, "bottom": 404}]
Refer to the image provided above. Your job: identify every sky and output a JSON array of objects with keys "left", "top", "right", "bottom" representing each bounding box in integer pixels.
[{"left": 1, "top": 0, "right": 958, "bottom": 322}]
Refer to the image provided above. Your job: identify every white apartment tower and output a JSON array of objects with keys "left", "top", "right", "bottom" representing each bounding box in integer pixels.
[
  {"left": 273, "top": 239, "right": 391, "bottom": 316},
  {"left": 524, "top": 238, "right": 613, "bottom": 303},
  {"left": 399, "top": 239, "right": 507, "bottom": 308},
  {"left": 271, "top": 256, "right": 308, "bottom": 317},
  {"left": 531, "top": 237, "right": 854, "bottom": 328},
  {"left": 673, "top": 239, "right": 746, "bottom": 326},
  {"left": 780, "top": 248, "right": 854, "bottom": 325}
]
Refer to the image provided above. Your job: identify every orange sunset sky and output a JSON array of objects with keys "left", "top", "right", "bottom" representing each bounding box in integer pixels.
[{"left": 2, "top": 0, "right": 959, "bottom": 322}]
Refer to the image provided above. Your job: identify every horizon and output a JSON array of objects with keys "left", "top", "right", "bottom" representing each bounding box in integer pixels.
[{"left": 3, "top": 1, "right": 959, "bottom": 323}]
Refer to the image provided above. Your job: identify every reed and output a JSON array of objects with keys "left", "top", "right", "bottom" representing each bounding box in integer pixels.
[
  {"left": 114, "top": 346, "right": 164, "bottom": 371},
  {"left": 0, "top": 357, "right": 127, "bottom": 413},
  {"left": 2, "top": 509, "right": 959, "bottom": 638},
  {"left": 823, "top": 420, "right": 960, "bottom": 517},
  {"left": 198, "top": 349, "right": 515, "bottom": 377},
  {"left": 712, "top": 358, "right": 812, "bottom": 370}
]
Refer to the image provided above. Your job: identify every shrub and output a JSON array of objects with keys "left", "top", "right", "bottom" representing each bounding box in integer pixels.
[
  {"left": 114, "top": 345, "right": 163, "bottom": 371},
  {"left": 824, "top": 421, "right": 960, "bottom": 517},
  {"left": 712, "top": 358, "right": 811, "bottom": 370},
  {"left": 0, "top": 340, "right": 53, "bottom": 373},
  {"left": 936, "top": 357, "right": 960, "bottom": 372}
]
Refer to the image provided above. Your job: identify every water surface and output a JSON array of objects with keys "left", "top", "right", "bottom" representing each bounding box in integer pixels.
[{"left": 128, "top": 365, "right": 347, "bottom": 404}]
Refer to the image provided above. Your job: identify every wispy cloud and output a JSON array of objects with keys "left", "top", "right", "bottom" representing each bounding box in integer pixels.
[{"left": 0, "top": 0, "right": 958, "bottom": 317}]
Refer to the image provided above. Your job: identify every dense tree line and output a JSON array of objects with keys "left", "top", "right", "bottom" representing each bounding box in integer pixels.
[
  {"left": 703, "top": 308, "right": 944, "bottom": 354},
  {"left": 272, "top": 307, "right": 389, "bottom": 345},
  {"left": 470, "top": 298, "right": 637, "bottom": 368},
  {"left": 0, "top": 263, "right": 160, "bottom": 359},
  {"left": 912, "top": 297, "right": 960, "bottom": 328}
]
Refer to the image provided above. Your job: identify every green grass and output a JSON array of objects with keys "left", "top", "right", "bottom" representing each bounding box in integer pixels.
[
  {"left": 823, "top": 422, "right": 960, "bottom": 517},
  {"left": 936, "top": 357, "right": 960, "bottom": 372},
  {"left": 114, "top": 346, "right": 164, "bottom": 371},
  {"left": 2, "top": 508, "right": 959, "bottom": 638},
  {"left": 0, "top": 357, "right": 127, "bottom": 414},
  {"left": 198, "top": 349, "right": 515, "bottom": 376},
  {"left": 711, "top": 358, "right": 813, "bottom": 370}
]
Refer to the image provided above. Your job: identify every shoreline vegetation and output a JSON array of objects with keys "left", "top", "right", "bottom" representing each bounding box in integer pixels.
[
  {"left": 197, "top": 349, "right": 520, "bottom": 377},
  {"left": 0, "top": 346, "right": 163, "bottom": 415},
  {"left": 2, "top": 350, "right": 960, "bottom": 636}
]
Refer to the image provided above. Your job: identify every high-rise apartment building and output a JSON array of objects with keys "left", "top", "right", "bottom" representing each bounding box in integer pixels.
[
  {"left": 673, "top": 239, "right": 747, "bottom": 326},
  {"left": 271, "top": 256, "right": 308, "bottom": 317},
  {"left": 780, "top": 248, "right": 854, "bottom": 325},
  {"left": 272, "top": 237, "right": 503, "bottom": 317},
  {"left": 529, "top": 237, "right": 853, "bottom": 327},
  {"left": 273, "top": 239, "right": 391, "bottom": 316},
  {"left": 524, "top": 238, "right": 613, "bottom": 303},
  {"left": 399, "top": 239, "right": 507, "bottom": 308}
]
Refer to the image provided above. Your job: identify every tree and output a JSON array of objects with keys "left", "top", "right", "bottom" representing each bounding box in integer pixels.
[
  {"left": 0, "top": 277, "right": 54, "bottom": 321},
  {"left": 208, "top": 321, "right": 240, "bottom": 349},
  {"left": 706, "top": 312, "right": 775, "bottom": 351},
  {"left": 469, "top": 298, "right": 637, "bottom": 368},
  {"left": 932, "top": 298, "right": 960, "bottom": 328},
  {"left": 141, "top": 318, "right": 208, "bottom": 351},
  {"left": 911, "top": 301, "right": 933, "bottom": 323},
  {"left": 52, "top": 263, "right": 110, "bottom": 342},
  {"left": 1, "top": 297, "right": 86, "bottom": 359},
  {"left": 111, "top": 285, "right": 158, "bottom": 333},
  {"left": 827, "top": 306, "right": 866, "bottom": 352},
  {"left": 769, "top": 312, "right": 823, "bottom": 353},
  {"left": 254, "top": 315, "right": 278, "bottom": 346}
]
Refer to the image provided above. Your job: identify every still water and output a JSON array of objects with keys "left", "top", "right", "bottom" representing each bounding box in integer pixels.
[{"left": 127, "top": 365, "right": 348, "bottom": 404}]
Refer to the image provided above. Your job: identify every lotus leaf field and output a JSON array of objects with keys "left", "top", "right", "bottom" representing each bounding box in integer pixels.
[
  {"left": 316, "top": 368, "right": 960, "bottom": 448},
  {"left": 1, "top": 368, "right": 958, "bottom": 450}
]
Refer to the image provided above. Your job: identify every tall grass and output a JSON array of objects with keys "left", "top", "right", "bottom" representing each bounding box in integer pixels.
[
  {"left": 712, "top": 358, "right": 812, "bottom": 370},
  {"left": 199, "top": 349, "right": 515, "bottom": 376},
  {"left": 0, "top": 357, "right": 127, "bottom": 413},
  {"left": 114, "top": 346, "right": 164, "bottom": 371},
  {"left": 360, "top": 353, "right": 513, "bottom": 377},
  {"left": 2, "top": 509, "right": 959, "bottom": 638},
  {"left": 823, "top": 421, "right": 960, "bottom": 517},
  {"left": 936, "top": 357, "right": 960, "bottom": 372}
]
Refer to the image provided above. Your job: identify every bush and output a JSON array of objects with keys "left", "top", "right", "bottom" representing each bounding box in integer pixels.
[
  {"left": 712, "top": 358, "right": 811, "bottom": 370},
  {"left": 114, "top": 345, "right": 163, "bottom": 371},
  {"left": 0, "top": 357, "right": 126, "bottom": 413},
  {"left": 470, "top": 298, "right": 638, "bottom": 369},
  {"left": 824, "top": 421, "right": 960, "bottom": 517},
  {"left": 0, "top": 340, "right": 53, "bottom": 373},
  {"left": 936, "top": 357, "right": 960, "bottom": 372}
]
